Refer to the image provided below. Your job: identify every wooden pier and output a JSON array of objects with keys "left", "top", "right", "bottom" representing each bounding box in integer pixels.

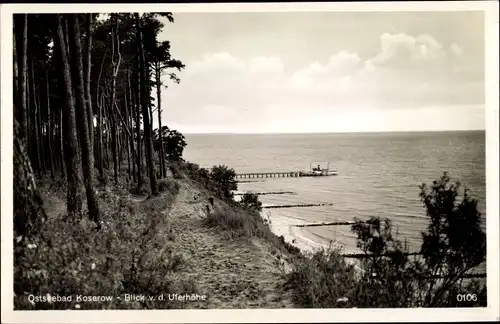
[
  {"left": 236, "top": 170, "right": 337, "bottom": 179},
  {"left": 236, "top": 171, "right": 301, "bottom": 179}
]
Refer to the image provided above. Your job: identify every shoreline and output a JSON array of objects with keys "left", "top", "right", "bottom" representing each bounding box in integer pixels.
[{"left": 234, "top": 193, "right": 358, "bottom": 256}]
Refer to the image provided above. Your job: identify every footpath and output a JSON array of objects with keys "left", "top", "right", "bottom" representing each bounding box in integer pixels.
[{"left": 159, "top": 177, "right": 295, "bottom": 308}]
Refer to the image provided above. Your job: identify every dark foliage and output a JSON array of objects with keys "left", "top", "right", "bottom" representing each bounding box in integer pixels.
[
  {"left": 153, "top": 126, "right": 187, "bottom": 163},
  {"left": 209, "top": 165, "right": 238, "bottom": 199},
  {"left": 287, "top": 172, "right": 487, "bottom": 308},
  {"left": 239, "top": 192, "right": 263, "bottom": 212}
]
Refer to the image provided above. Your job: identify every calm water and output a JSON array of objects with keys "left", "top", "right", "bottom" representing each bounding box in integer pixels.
[{"left": 183, "top": 131, "right": 486, "bottom": 255}]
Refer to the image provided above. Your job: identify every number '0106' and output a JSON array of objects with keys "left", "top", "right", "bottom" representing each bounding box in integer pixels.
[{"left": 456, "top": 294, "right": 477, "bottom": 302}]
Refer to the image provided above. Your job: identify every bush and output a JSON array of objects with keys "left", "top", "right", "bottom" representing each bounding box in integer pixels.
[
  {"left": 278, "top": 235, "right": 301, "bottom": 255},
  {"left": 129, "top": 178, "right": 151, "bottom": 195},
  {"left": 209, "top": 165, "right": 237, "bottom": 199},
  {"left": 153, "top": 126, "right": 187, "bottom": 163},
  {"left": 286, "top": 246, "right": 358, "bottom": 308},
  {"left": 181, "top": 162, "right": 200, "bottom": 177},
  {"left": 181, "top": 162, "right": 237, "bottom": 202},
  {"left": 286, "top": 172, "right": 487, "bottom": 308},
  {"left": 198, "top": 168, "right": 210, "bottom": 181},
  {"left": 180, "top": 162, "right": 210, "bottom": 185},
  {"left": 158, "top": 179, "right": 180, "bottom": 196},
  {"left": 239, "top": 193, "right": 262, "bottom": 212},
  {"left": 415, "top": 172, "right": 486, "bottom": 306},
  {"left": 169, "top": 162, "right": 185, "bottom": 180}
]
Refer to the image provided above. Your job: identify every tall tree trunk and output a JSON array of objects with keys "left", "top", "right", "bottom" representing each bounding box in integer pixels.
[
  {"left": 118, "top": 130, "right": 123, "bottom": 173},
  {"left": 35, "top": 85, "right": 45, "bottom": 173},
  {"left": 110, "top": 107, "right": 118, "bottom": 185},
  {"left": 46, "top": 70, "right": 55, "bottom": 180},
  {"left": 155, "top": 63, "right": 166, "bottom": 178},
  {"left": 124, "top": 79, "right": 132, "bottom": 181},
  {"left": 69, "top": 14, "right": 101, "bottom": 224},
  {"left": 54, "top": 14, "right": 83, "bottom": 218},
  {"left": 96, "top": 50, "right": 107, "bottom": 181},
  {"left": 17, "top": 14, "right": 28, "bottom": 141},
  {"left": 85, "top": 13, "right": 94, "bottom": 157},
  {"left": 13, "top": 19, "right": 19, "bottom": 110},
  {"left": 134, "top": 71, "right": 142, "bottom": 187},
  {"left": 147, "top": 74, "right": 154, "bottom": 179},
  {"left": 63, "top": 18, "right": 71, "bottom": 60},
  {"left": 104, "top": 113, "right": 110, "bottom": 169},
  {"left": 97, "top": 94, "right": 104, "bottom": 181},
  {"left": 125, "top": 110, "right": 131, "bottom": 181},
  {"left": 135, "top": 13, "right": 158, "bottom": 195},
  {"left": 26, "top": 66, "right": 31, "bottom": 163},
  {"left": 13, "top": 116, "right": 47, "bottom": 239},
  {"left": 30, "top": 59, "right": 42, "bottom": 174},
  {"left": 127, "top": 69, "right": 137, "bottom": 183},
  {"left": 59, "top": 109, "right": 66, "bottom": 179},
  {"left": 109, "top": 19, "right": 121, "bottom": 186}
]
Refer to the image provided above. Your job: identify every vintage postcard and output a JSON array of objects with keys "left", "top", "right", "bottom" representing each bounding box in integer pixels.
[{"left": 1, "top": 1, "right": 499, "bottom": 323}]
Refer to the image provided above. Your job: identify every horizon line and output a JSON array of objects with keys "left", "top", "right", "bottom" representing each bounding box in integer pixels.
[{"left": 182, "top": 128, "right": 486, "bottom": 135}]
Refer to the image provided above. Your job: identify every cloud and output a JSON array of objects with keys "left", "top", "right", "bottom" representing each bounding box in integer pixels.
[
  {"left": 450, "top": 43, "right": 463, "bottom": 56},
  {"left": 371, "top": 33, "right": 446, "bottom": 66},
  {"left": 159, "top": 32, "right": 483, "bottom": 133},
  {"left": 291, "top": 52, "right": 362, "bottom": 82}
]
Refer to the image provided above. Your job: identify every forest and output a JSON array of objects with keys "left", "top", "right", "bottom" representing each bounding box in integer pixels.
[{"left": 14, "top": 13, "right": 186, "bottom": 235}]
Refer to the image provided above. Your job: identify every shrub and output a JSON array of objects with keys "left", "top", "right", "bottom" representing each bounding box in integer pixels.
[
  {"left": 239, "top": 193, "right": 262, "bottom": 212},
  {"left": 209, "top": 165, "right": 237, "bottom": 199},
  {"left": 286, "top": 246, "right": 358, "bottom": 308},
  {"left": 182, "top": 162, "right": 200, "bottom": 177},
  {"left": 416, "top": 172, "right": 486, "bottom": 306},
  {"left": 129, "top": 178, "right": 151, "bottom": 195},
  {"left": 278, "top": 235, "right": 301, "bottom": 256},
  {"left": 180, "top": 162, "right": 211, "bottom": 186},
  {"left": 158, "top": 179, "right": 180, "bottom": 196},
  {"left": 181, "top": 162, "right": 237, "bottom": 201},
  {"left": 153, "top": 126, "right": 187, "bottom": 162},
  {"left": 169, "top": 162, "right": 184, "bottom": 179},
  {"left": 196, "top": 168, "right": 211, "bottom": 184},
  {"left": 286, "top": 172, "right": 487, "bottom": 308}
]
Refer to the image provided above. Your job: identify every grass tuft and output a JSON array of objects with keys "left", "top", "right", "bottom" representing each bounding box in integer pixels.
[
  {"left": 205, "top": 207, "right": 273, "bottom": 240},
  {"left": 14, "top": 180, "right": 184, "bottom": 310}
]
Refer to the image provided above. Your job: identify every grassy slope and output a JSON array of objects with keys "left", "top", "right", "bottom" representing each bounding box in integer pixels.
[
  {"left": 164, "top": 175, "right": 295, "bottom": 308},
  {"left": 15, "top": 170, "right": 298, "bottom": 309}
]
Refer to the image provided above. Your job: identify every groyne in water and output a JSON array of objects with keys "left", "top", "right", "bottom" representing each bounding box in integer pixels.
[
  {"left": 294, "top": 221, "right": 357, "bottom": 227},
  {"left": 234, "top": 191, "right": 297, "bottom": 196},
  {"left": 262, "top": 203, "right": 334, "bottom": 209}
]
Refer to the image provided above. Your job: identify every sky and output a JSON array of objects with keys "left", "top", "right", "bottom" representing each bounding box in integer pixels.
[{"left": 153, "top": 11, "right": 485, "bottom": 134}]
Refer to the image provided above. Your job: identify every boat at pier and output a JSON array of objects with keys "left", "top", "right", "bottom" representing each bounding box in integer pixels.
[{"left": 299, "top": 162, "right": 338, "bottom": 177}]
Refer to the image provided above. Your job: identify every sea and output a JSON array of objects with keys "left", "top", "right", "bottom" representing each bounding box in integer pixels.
[{"left": 183, "top": 131, "right": 486, "bottom": 257}]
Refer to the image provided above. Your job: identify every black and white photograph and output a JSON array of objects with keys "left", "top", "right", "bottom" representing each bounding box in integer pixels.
[{"left": 1, "top": 1, "right": 499, "bottom": 323}]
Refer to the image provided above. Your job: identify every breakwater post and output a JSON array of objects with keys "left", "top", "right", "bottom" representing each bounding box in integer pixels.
[
  {"left": 262, "top": 203, "right": 334, "bottom": 209},
  {"left": 233, "top": 191, "right": 297, "bottom": 196}
]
